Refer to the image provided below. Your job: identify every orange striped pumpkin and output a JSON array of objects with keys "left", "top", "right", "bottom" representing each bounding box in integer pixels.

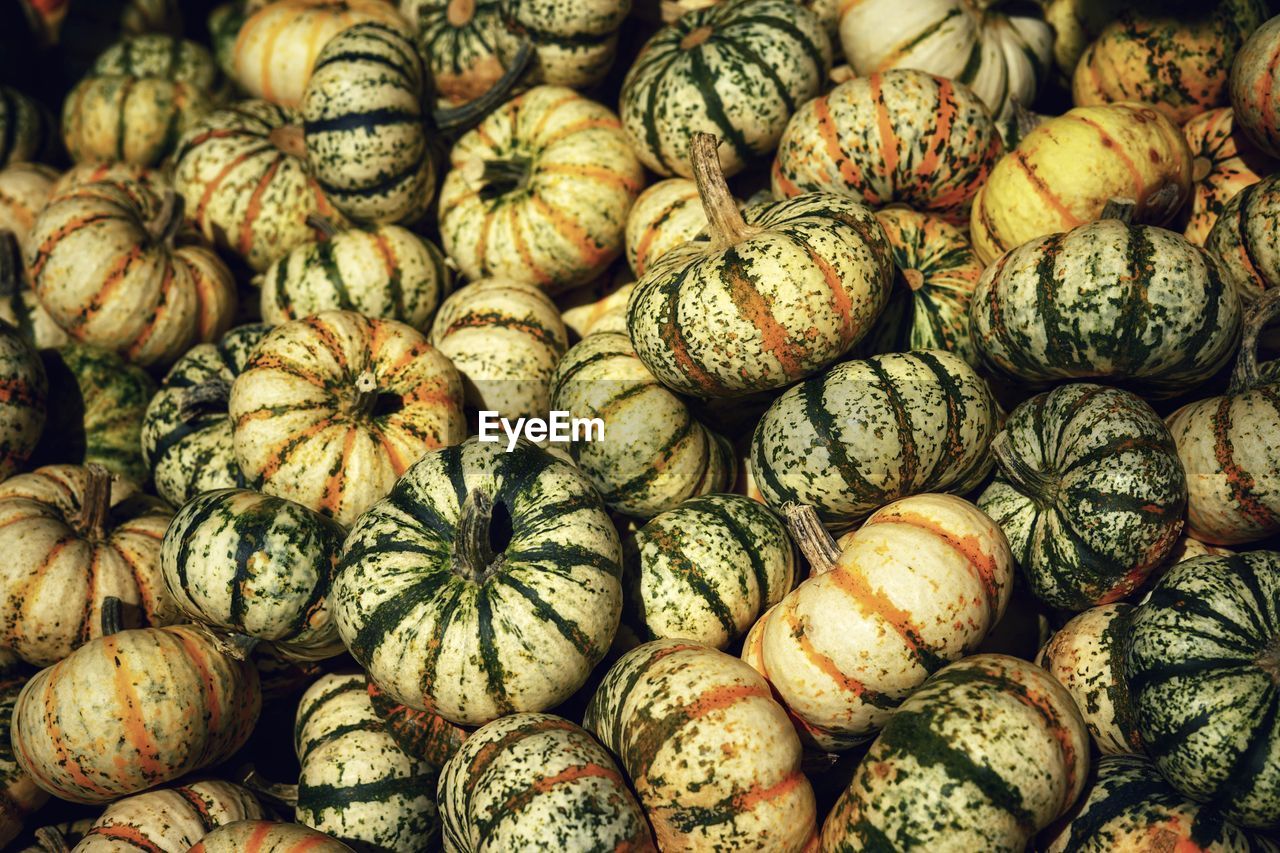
[
  {"left": 190, "top": 820, "right": 354, "bottom": 852},
  {"left": 0, "top": 164, "right": 57, "bottom": 262},
  {"left": 1182, "top": 107, "right": 1278, "bottom": 246},
  {"left": 1230, "top": 14, "right": 1280, "bottom": 158},
  {"left": 49, "top": 161, "right": 160, "bottom": 198},
  {"left": 623, "top": 178, "right": 711, "bottom": 277},
  {"left": 71, "top": 780, "right": 265, "bottom": 852}
]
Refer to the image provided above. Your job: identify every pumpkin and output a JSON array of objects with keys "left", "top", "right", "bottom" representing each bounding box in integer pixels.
[
  {"left": 1036, "top": 603, "right": 1141, "bottom": 756},
  {"left": 230, "top": 0, "right": 411, "bottom": 108},
  {"left": 969, "top": 103, "right": 1192, "bottom": 264},
  {"left": 140, "top": 323, "right": 269, "bottom": 508},
  {"left": 1230, "top": 14, "right": 1280, "bottom": 158},
  {"left": 619, "top": 0, "right": 831, "bottom": 179},
  {"left": 258, "top": 220, "right": 451, "bottom": 328},
  {"left": 747, "top": 494, "right": 1014, "bottom": 750},
  {"left": 439, "top": 712, "right": 654, "bottom": 852},
  {"left": 438, "top": 85, "right": 643, "bottom": 291},
  {"left": 0, "top": 235, "right": 67, "bottom": 350},
  {"left": 821, "top": 654, "right": 1090, "bottom": 851},
  {"left": 970, "top": 205, "right": 1243, "bottom": 397},
  {"left": 771, "top": 70, "right": 1003, "bottom": 225},
  {"left": 0, "top": 164, "right": 58, "bottom": 260},
  {"left": 626, "top": 493, "right": 795, "bottom": 649},
  {"left": 584, "top": 639, "right": 816, "bottom": 851},
  {"left": 556, "top": 268, "right": 634, "bottom": 338},
  {"left": 979, "top": 384, "right": 1187, "bottom": 611},
  {"left": 1183, "top": 107, "right": 1278, "bottom": 246},
  {"left": 189, "top": 820, "right": 354, "bottom": 852},
  {"left": 48, "top": 161, "right": 161, "bottom": 198},
  {"left": 228, "top": 310, "right": 466, "bottom": 526},
  {"left": 0, "top": 673, "right": 48, "bottom": 849},
  {"left": 331, "top": 438, "right": 622, "bottom": 725},
  {"left": 367, "top": 677, "right": 469, "bottom": 769},
  {"left": 172, "top": 100, "right": 348, "bottom": 272},
  {"left": 838, "top": 0, "right": 1053, "bottom": 124},
  {"left": 624, "top": 178, "right": 712, "bottom": 277},
  {"left": 302, "top": 22, "right": 436, "bottom": 226},
  {"left": 749, "top": 349, "right": 997, "bottom": 529},
  {"left": 10, "top": 610, "right": 261, "bottom": 803},
  {"left": 0, "top": 87, "right": 54, "bottom": 168},
  {"left": 628, "top": 133, "right": 894, "bottom": 397},
  {"left": 1205, "top": 171, "right": 1280, "bottom": 310},
  {"left": 28, "top": 179, "right": 238, "bottom": 367},
  {"left": 1043, "top": 0, "right": 1118, "bottom": 84},
  {"left": 160, "top": 488, "right": 348, "bottom": 661},
  {"left": 0, "top": 287, "right": 46, "bottom": 480},
  {"left": 71, "top": 781, "right": 265, "bottom": 852},
  {"left": 400, "top": 0, "right": 507, "bottom": 109},
  {"left": 294, "top": 672, "right": 439, "bottom": 851},
  {"left": 15, "top": 820, "right": 95, "bottom": 852},
  {"left": 495, "top": 0, "right": 631, "bottom": 90},
  {"left": 1127, "top": 551, "right": 1280, "bottom": 829},
  {"left": 550, "top": 331, "right": 734, "bottom": 517},
  {"left": 428, "top": 277, "right": 568, "bottom": 421}
]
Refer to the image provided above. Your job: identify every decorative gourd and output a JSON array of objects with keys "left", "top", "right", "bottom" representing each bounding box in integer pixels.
[
  {"left": 160, "top": 488, "right": 347, "bottom": 660},
  {"left": 970, "top": 205, "right": 1243, "bottom": 397},
  {"left": 28, "top": 179, "right": 238, "bottom": 367},
  {"left": 969, "top": 103, "right": 1192, "bottom": 264},
  {"left": 302, "top": 22, "right": 436, "bottom": 226},
  {"left": 259, "top": 220, "right": 451, "bottom": 328},
  {"left": 140, "top": 324, "right": 269, "bottom": 507},
  {"left": 1230, "top": 14, "right": 1280, "bottom": 158},
  {"left": 439, "top": 712, "right": 654, "bottom": 852},
  {"left": 331, "top": 438, "right": 623, "bottom": 725},
  {"left": 749, "top": 494, "right": 1014, "bottom": 750},
  {"left": 0, "top": 298, "right": 46, "bottom": 479},
  {"left": 0, "top": 235, "right": 67, "bottom": 349},
  {"left": 584, "top": 639, "right": 817, "bottom": 851},
  {"left": 1164, "top": 533, "right": 1234, "bottom": 567},
  {"left": 230, "top": 0, "right": 411, "bottom": 108},
  {"left": 0, "top": 164, "right": 58, "bottom": 259},
  {"left": 1183, "top": 107, "right": 1278, "bottom": 246},
  {"left": 1205, "top": 171, "right": 1280, "bottom": 308},
  {"left": 0, "top": 87, "right": 54, "bottom": 167},
  {"left": 821, "top": 654, "right": 1090, "bottom": 851},
  {"left": 749, "top": 350, "right": 997, "bottom": 529},
  {"left": 979, "top": 384, "right": 1187, "bottom": 611},
  {"left": 48, "top": 161, "right": 160, "bottom": 198},
  {"left": 189, "top": 821, "right": 354, "bottom": 852},
  {"left": 550, "top": 332, "right": 734, "bottom": 517},
  {"left": 10, "top": 609, "right": 261, "bottom": 803},
  {"left": 0, "top": 673, "right": 47, "bottom": 849},
  {"left": 438, "top": 85, "right": 642, "bottom": 291},
  {"left": 629, "top": 133, "right": 894, "bottom": 397},
  {"left": 556, "top": 269, "right": 634, "bottom": 338},
  {"left": 838, "top": 0, "right": 1053, "bottom": 124},
  {"left": 71, "top": 781, "right": 265, "bottom": 852},
  {"left": 1043, "top": 0, "right": 1118, "bottom": 84},
  {"left": 172, "top": 100, "right": 348, "bottom": 272},
  {"left": 1127, "top": 551, "right": 1280, "bottom": 829},
  {"left": 624, "top": 178, "right": 711, "bottom": 277},
  {"left": 495, "top": 0, "right": 630, "bottom": 90},
  {"left": 229, "top": 310, "right": 466, "bottom": 526},
  {"left": 400, "top": 0, "right": 506, "bottom": 109},
  {"left": 771, "top": 70, "right": 1003, "bottom": 224},
  {"left": 619, "top": 0, "right": 831, "bottom": 178},
  {"left": 1036, "top": 603, "right": 1141, "bottom": 756},
  {"left": 428, "top": 278, "right": 568, "bottom": 420},
  {"left": 367, "top": 677, "right": 469, "bottom": 769}
]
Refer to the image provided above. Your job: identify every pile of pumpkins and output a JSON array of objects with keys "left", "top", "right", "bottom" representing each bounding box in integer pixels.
[{"left": 0, "top": 0, "right": 1279, "bottom": 849}]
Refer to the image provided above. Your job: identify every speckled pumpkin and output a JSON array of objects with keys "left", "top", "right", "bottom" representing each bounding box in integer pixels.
[
  {"left": 1230, "top": 14, "right": 1280, "bottom": 158},
  {"left": 48, "top": 161, "right": 161, "bottom": 198},
  {"left": 72, "top": 781, "right": 266, "bottom": 852},
  {"left": 624, "top": 178, "right": 711, "bottom": 276},
  {"left": 189, "top": 820, "right": 354, "bottom": 852},
  {"left": 0, "top": 164, "right": 58, "bottom": 261},
  {"left": 0, "top": 310, "right": 46, "bottom": 480},
  {"left": 1183, "top": 107, "right": 1278, "bottom": 246},
  {"left": 0, "top": 674, "right": 47, "bottom": 849},
  {"left": 1205, "top": 171, "right": 1280, "bottom": 309},
  {"left": 495, "top": 0, "right": 631, "bottom": 90},
  {"left": 367, "top": 677, "right": 469, "bottom": 770},
  {"left": 0, "top": 87, "right": 54, "bottom": 168},
  {"left": 400, "top": 0, "right": 506, "bottom": 109}
]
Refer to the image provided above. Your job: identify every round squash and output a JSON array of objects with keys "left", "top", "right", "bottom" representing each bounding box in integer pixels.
[
  {"left": 1230, "top": 14, "right": 1280, "bottom": 158},
  {"left": 400, "top": 0, "right": 507, "bottom": 109},
  {"left": 980, "top": 384, "right": 1187, "bottom": 611},
  {"left": 556, "top": 269, "right": 634, "bottom": 339},
  {"left": 0, "top": 307, "right": 46, "bottom": 480},
  {"left": 494, "top": 0, "right": 631, "bottom": 90},
  {"left": 624, "top": 178, "right": 711, "bottom": 277},
  {"left": 229, "top": 310, "right": 466, "bottom": 526},
  {"left": 584, "top": 639, "right": 817, "bottom": 852},
  {"left": 48, "top": 161, "right": 161, "bottom": 199},
  {"left": 331, "top": 438, "right": 623, "bottom": 725},
  {"left": 71, "top": 781, "right": 265, "bottom": 852},
  {"left": 189, "top": 820, "right": 354, "bottom": 852},
  {"left": 1205, "top": 171, "right": 1280, "bottom": 309},
  {"left": 0, "top": 673, "right": 48, "bottom": 849},
  {"left": 0, "top": 164, "right": 58, "bottom": 260},
  {"left": 367, "top": 677, "right": 469, "bottom": 770},
  {"left": 1183, "top": 107, "right": 1278, "bottom": 246},
  {"left": 0, "top": 87, "right": 54, "bottom": 168}
]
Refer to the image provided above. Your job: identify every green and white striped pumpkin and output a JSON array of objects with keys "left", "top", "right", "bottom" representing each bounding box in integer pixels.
[
  {"left": 0, "top": 87, "right": 54, "bottom": 168},
  {"left": 749, "top": 350, "right": 997, "bottom": 530},
  {"left": 302, "top": 22, "right": 436, "bottom": 226},
  {"left": 0, "top": 315, "right": 46, "bottom": 481},
  {"left": 72, "top": 781, "right": 266, "bottom": 852},
  {"left": 1127, "top": 551, "right": 1280, "bottom": 829},
  {"left": 331, "top": 438, "right": 622, "bottom": 726},
  {"left": 619, "top": 0, "right": 831, "bottom": 178},
  {"left": 367, "top": 677, "right": 469, "bottom": 770},
  {"left": 400, "top": 0, "right": 506, "bottom": 109},
  {"left": 623, "top": 178, "right": 710, "bottom": 277},
  {"left": 495, "top": 0, "right": 631, "bottom": 90},
  {"left": 1205, "top": 171, "right": 1280, "bottom": 311},
  {"left": 0, "top": 673, "right": 47, "bottom": 849},
  {"left": 438, "top": 712, "right": 654, "bottom": 852}
]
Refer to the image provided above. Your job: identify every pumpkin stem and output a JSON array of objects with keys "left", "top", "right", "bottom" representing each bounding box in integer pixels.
[
  {"left": 34, "top": 828, "right": 69, "bottom": 853},
  {"left": 690, "top": 132, "right": 754, "bottom": 250},
  {"left": 783, "top": 503, "right": 840, "bottom": 575},
  {"left": 991, "top": 431, "right": 1059, "bottom": 506},
  {"left": 268, "top": 124, "right": 306, "bottom": 159},
  {"left": 76, "top": 463, "right": 113, "bottom": 541},
  {"left": 1192, "top": 156, "right": 1212, "bottom": 184},
  {"left": 433, "top": 39, "right": 535, "bottom": 132},
  {"left": 1256, "top": 634, "right": 1280, "bottom": 684},
  {"left": 1008, "top": 97, "right": 1041, "bottom": 143},
  {"left": 197, "top": 624, "right": 260, "bottom": 660},
  {"left": 101, "top": 596, "right": 125, "bottom": 637},
  {"left": 305, "top": 213, "right": 340, "bottom": 241},
  {"left": 145, "top": 191, "right": 185, "bottom": 245},
  {"left": 349, "top": 370, "right": 380, "bottom": 419},
  {"left": 1230, "top": 288, "right": 1280, "bottom": 393},
  {"left": 242, "top": 767, "right": 299, "bottom": 807},
  {"left": 901, "top": 269, "right": 925, "bottom": 292},
  {"left": 455, "top": 489, "right": 508, "bottom": 582},
  {"left": 1100, "top": 197, "right": 1136, "bottom": 224},
  {"left": 0, "top": 230, "right": 19, "bottom": 297},
  {"left": 468, "top": 155, "right": 533, "bottom": 201},
  {"left": 179, "top": 377, "right": 233, "bottom": 422}
]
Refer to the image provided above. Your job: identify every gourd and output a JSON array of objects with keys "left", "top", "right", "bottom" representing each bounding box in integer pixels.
[
  {"left": 0, "top": 233, "right": 66, "bottom": 350},
  {"left": 0, "top": 87, "right": 55, "bottom": 167},
  {"left": 1183, "top": 107, "right": 1278, "bottom": 246},
  {"left": 228, "top": 310, "right": 466, "bottom": 526},
  {"left": 331, "top": 438, "right": 623, "bottom": 726},
  {"left": 367, "top": 678, "right": 469, "bottom": 770},
  {"left": 494, "top": 0, "right": 631, "bottom": 90},
  {"left": 0, "top": 301, "right": 46, "bottom": 479},
  {"left": 70, "top": 781, "right": 265, "bottom": 852},
  {"left": 0, "top": 163, "right": 58, "bottom": 258},
  {"left": 49, "top": 161, "right": 160, "bottom": 198},
  {"left": 189, "top": 821, "right": 354, "bottom": 852},
  {"left": 1043, "top": 0, "right": 1118, "bottom": 84},
  {"left": 0, "top": 672, "right": 47, "bottom": 849},
  {"left": 979, "top": 384, "right": 1187, "bottom": 611},
  {"left": 1205, "top": 171, "right": 1280, "bottom": 309},
  {"left": 620, "top": 0, "right": 830, "bottom": 178},
  {"left": 624, "top": 178, "right": 710, "bottom": 276},
  {"left": 1230, "top": 14, "right": 1280, "bottom": 158},
  {"left": 556, "top": 268, "right": 634, "bottom": 338},
  {"left": 400, "top": 0, "right": 507, "bottom": 109}
]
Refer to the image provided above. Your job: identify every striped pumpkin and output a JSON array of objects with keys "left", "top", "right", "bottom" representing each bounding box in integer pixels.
[
  {"left": 258, "top": 222, "right": 451, "bottom": 328},
  {"left": 295, "top": 672, "right": 439, "bottom": 851},
  {"left": 1183, "top": 107, "right": 1278, "bottom": 246},
  {"left": 10, "top": 620, "right": 261, "bottom": 803},
  {"left": 400, "top": 0, "right": 506, "bottom": 109},
  {"left": 771, "top": 70, "right": 1003, "bottom": 224},
  {"left": 140, "top": 324, "right": 269, "bottom": 508},
  {"left": 628, "top": 134, "right": 894, "bottom": 397},
  {"left": 979, "top": 384, "right": 1187, "bottom": 611},
  {"left": 428, "top": 278, "right": 568, "bottom": 421},
  {"left": 971, "top": 213, "right": 1243, "bottom": 398},
  {"left": 302, "top": 22, "right": 436, "bottom": 226},
  {"left": 190, "top": 821, "right": 354, "bottom": 852},
  {"left": 1127, "top": 551, "right": 1280, "bottom": 829},
  {"left": 624, "top": 178, "right": 710, "bottom": 277},
  {"left": 0, "top": 87, "right": 54, "bottom": 168},
  {"left": 1036, "top": 603, "right": 1141, "bottom": 756},
  {"left": 160, "top": 488, "right": 348, "bottom": 660},
  {"left": 1230, "top": 14, "right": 1280, "bottom": 158},
  {"left": 494, "top": 0, "right": 630, "bottom": 90},
  {"left": 0, "top": 164, "right": 58, "bottom": 261},
  {"left": 969, "top": 103, "right": 1193, "bottom": 264},
  {"left": 1205, "top": 172, "right": 1280, "bottom": 309},
  {"left": 72, "top": 781, "right": 265, "bottom": 852},
  {"left": 228, "top": 310, "right": 466, "bottom": 526},
  {"left": 619, "top": 0, "right": 831, "bottom": 179},
  {"left": 439, "top": 712, "right": 654, "bottom": 852},
  {"left": 230, "top": 0, "right": 411, "bottom": 108},
  {"left": 0, "top": 674, "right": 47, "bottom": 849},
  {"left": 367, "top": 678, "right": 469, "bottom": 769},
  {"left": 749, "top": 350, "right": 997, "bottom": 529},
  {"left": 28, "top": 179, "right": 238, "bottom": 367},
  {"left": 555, "top": 267, "right": 633, "bottom": 339},
  {"left": 438, "top": 85, "right": 643, "bottom": 291},
  {"left": 331, "top": 438, "right": 623, "bottom": 725},
  {"left": 0, "top": 314, "right": 46, "bottom": 480},
  {"left": 172, "top": 100, "right": 348, "bottom": 272},
  {"left": 550, "top": 331, "right": 734, "bottom": 517},
  {"left": 49, "top": 161, "right": 161, "bottom": 198},
  {"left": 821, "top": 654, "right": 1090, "bottom": 851},
  {"left": 748, "top": 494, "right": 1014, "bottom": 750}
]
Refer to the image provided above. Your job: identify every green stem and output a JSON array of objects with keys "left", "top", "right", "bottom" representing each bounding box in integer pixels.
[
  {"left": 101, "top": 596, "right": 125, "bottom": 637},
  {"left": 145, "top": 191, "right": 184, "bottom": 245},
  {"left": 348, "top": 370, "right": 379, "bottom": 419},
  {"left": 433, "top": 39, "right": 535, "bottom": 133},
  {"left": 991, "top": 431, "right": 1059, "bottom": 506},
  {"left": 475, "top": 155, "right": 533, "bottom": 200},
  {"left": 454, "top": 490, "right": 500, "bottom": 582},
  {"left": 1100, "top": 197, "right": 1136, "bottom": 224},
  {"left": 179, "top": 377, "right": 232, "bottom": 422}
]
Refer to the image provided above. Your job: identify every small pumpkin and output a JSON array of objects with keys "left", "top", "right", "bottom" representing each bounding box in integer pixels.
[
  {"left": 0, "top": 163, "right": 58, "bottom": 260},
  {"left": 48, "top": 161, "right": 161, "bottom": 198},
  {"left": 0, "top": 87, "right": 54, "bottom": 168},
  {"left": 495, "top": 0, "right": 631, "bottom": 90},
  {"left": 190, "top": 821, "right": 354, "bottom": 852},
  {"left": 1204, "top": 171, "right": 1280, "bottom": 310},
  {"left": 1230, "top": 13, "right": 1280, "bottom": 158},
  {"left": 624, "top": 178, "right": 710, "bottom": 277},
  {"left": 1043, "top": 0, "right": 1118, "bottom": 84},
  {"left": 1183, "top": 107, "right": 1278, "bottom": 246},
  {"left": 0, "top": 673, "right": 47, "bottom": 849},
  {"left": 400, "top": 0, "right": 507, "bottom": 110},
  {"left": 71, "top": 781, "right": 265, "bottom": 852},
  {"left": 367, "top": 677, "right": 469, "bottom": 770},
  {"left": 556, "top": 270, "right": 634, "bottom": 339},
  {"left": 0, "top": 293, "right": 46, "bottom": 479}
]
